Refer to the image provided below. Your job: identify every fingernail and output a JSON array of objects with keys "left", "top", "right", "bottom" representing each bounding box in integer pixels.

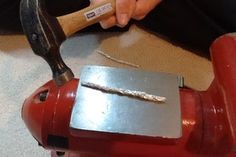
[
  {"left": 118, "top": 14, "right": 129, "bottom": 26},
  {"left": 100, "top": 22, "right": 109, "bottom": 29},
  {"left": 116, "top": 24, "right": 125, "bottom": 28}
]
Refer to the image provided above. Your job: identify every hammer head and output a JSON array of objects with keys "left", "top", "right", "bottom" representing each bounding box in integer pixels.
[{"left": 20, "top": 0, "right": 74, "bottom": 86}]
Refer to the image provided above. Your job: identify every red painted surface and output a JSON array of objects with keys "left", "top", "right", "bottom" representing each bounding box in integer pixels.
[{"left": 22, "top": 34, "right": 236, "bottom": 157}]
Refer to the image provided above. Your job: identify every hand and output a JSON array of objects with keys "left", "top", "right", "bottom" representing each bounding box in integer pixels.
[{"left": 90, "top": 0, "right": 162, "bottom": 29}]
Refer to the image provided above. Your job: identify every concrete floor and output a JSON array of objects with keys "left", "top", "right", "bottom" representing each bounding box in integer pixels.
[{"left": 0, "top": 25, "right": 213, "bottom": 157}]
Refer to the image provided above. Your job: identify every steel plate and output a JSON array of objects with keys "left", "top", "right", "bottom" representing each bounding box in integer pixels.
[{"left": 70, "top": 66, "right": 182, "bottom": 138}]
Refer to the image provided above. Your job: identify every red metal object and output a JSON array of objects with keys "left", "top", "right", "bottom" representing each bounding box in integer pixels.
[{"left": 22, "top": 34, "right": 236, "bottom": 157}]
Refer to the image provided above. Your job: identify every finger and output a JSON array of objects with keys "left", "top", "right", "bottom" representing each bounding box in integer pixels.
[
  {"left": 89, "top": 0, "right": 104, "bottom": 5},
  {"left": 90, "top": 0, "right": 117, "bottom": 29},
  {"left": 116, "top": 0, "right": 136, "bottom": 26},
  {"left": 99, "top": 16, "right": 117, "bottom": 29},
  {"left": 132, "top": 0, "right": 161, "bottom": 20}
]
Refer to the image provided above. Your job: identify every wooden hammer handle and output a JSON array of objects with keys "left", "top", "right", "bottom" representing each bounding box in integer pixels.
[{"left": 57, "top": 0, "right": 115, "bottom": 37}]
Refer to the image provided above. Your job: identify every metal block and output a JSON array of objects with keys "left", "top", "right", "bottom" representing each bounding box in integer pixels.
[{"left": 70, "top": 66, "right": 181, "bottom": 138}]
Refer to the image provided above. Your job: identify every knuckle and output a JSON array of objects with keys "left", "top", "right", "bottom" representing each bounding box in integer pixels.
[{"left": 117, "top": 0, "right": 135, "bottom": 14}]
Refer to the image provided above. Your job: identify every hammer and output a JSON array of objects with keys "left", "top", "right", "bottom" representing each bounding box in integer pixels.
[{"left": 20, "top": 0, "right": 115, "bottom": 86}]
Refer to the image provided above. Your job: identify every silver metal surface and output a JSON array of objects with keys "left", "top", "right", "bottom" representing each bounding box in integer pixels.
[
  {"left": 70, "top": 66, "right": 182, "bottom": 138},
  {"left": 81, "top": 82, "right": 167, "bottom": 102},
  {"left": 178, "top": 76, "right": 185, "bottom": 88},
  {"left": 54, "top": 70, "right": 74, "bottom": 86}
]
